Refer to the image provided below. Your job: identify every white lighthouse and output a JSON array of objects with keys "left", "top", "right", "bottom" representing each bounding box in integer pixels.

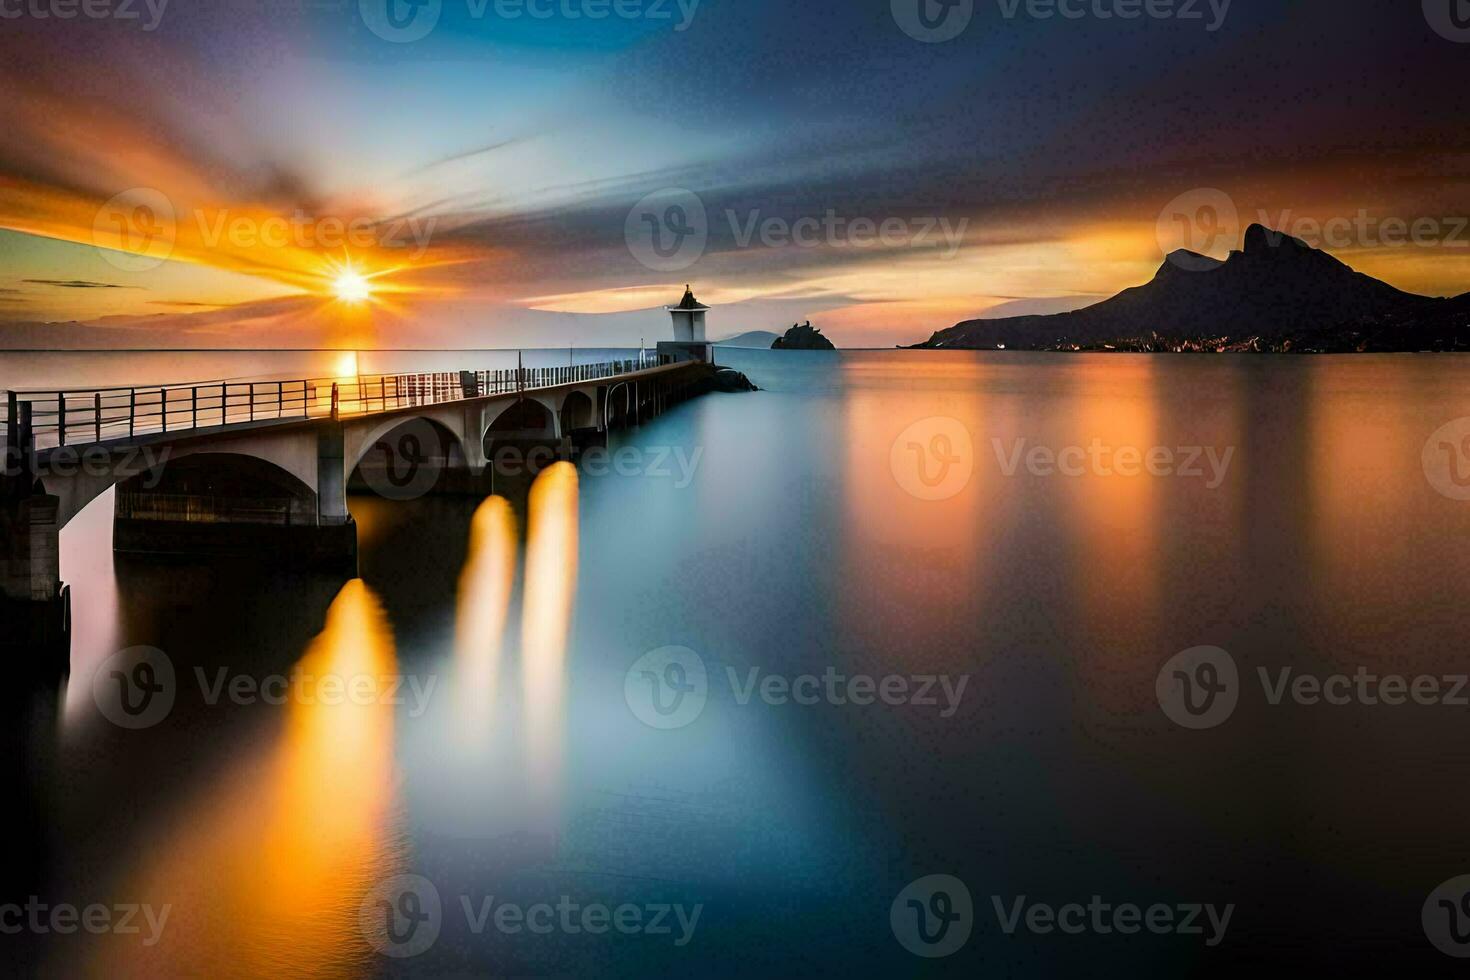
[
  {"left": 657, "top": 285, "right": 714, "bottom": 363},
  {"left": 666, "top": 285, "right": 709, "bottom": 341}
]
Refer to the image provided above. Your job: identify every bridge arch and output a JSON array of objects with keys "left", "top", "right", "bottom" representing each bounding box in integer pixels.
[
  {"left": 113, "top": 452, "right": 319, "bottom": 526},
  {"left": 560, "top": 390, "right": 596, "bottom": 434},
  {"left": 482, "top": 397, "right": 558, "bottom": 456},
  {"left": 37, "top": 427, "right": 324, "bottom": 533},
  {"left": 345, "top": 413, "right": 469, "bottom": 477}
]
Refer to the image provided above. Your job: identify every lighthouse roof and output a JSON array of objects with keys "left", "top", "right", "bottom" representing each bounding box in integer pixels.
[{"left": 668, "top": 285, "right": 709, "bottom": 311}]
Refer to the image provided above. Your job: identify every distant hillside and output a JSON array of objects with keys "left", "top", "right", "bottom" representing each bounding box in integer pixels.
[
  {"left": 713, "top": 330, "right": 780, "bottom": 348},
  {"left": 912, "top": 224, "right": 1470, "bottom": 353}
]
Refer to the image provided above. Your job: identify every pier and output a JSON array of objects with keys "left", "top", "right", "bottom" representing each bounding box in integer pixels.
[{"left": 0, "top": 353, "right": 724, "bottom": 677}]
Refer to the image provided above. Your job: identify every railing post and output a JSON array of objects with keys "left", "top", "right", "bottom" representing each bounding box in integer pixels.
[
  {"left": 331, "top": 382, "right": 340, "bottom": 421},
  {"left": 5, "top": 390, "right": 15, "bottom": 451},
  {"left": 248, "top": 383, "right": 255, "bottom": 421},
  {"left": 161, "top": 388, "right": 167, "bottom": 432},
  {"left": 94, "top": 392, "right": 101, "bottom": 443},
  {"left": 57, "top": 392, "right": 66, "bottom": 446}
]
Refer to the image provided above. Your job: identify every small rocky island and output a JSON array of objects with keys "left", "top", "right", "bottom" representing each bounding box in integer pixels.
[{"left": 771, "top": 321, "right": 835, "bottom": 350}]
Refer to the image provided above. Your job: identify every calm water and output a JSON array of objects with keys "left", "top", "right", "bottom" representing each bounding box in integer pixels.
[{"left": 13, "top": 349, "right": 1470, "bottom": 975}]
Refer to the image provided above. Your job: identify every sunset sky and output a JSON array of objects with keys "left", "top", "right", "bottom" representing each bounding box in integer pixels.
[{"left": 1, "top": 0, "right": 1467, "bottom": 348}]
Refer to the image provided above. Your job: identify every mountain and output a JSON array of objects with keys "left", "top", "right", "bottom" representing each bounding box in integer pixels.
[
  {"left": 771, "top": 322, "right": 836, "bottom": 350},
  {"left": 713, "top": 330, "right": 781, "bottom": 348},
  {"left": 913, "top": 225, "right": 1470, "bottom": 352}
]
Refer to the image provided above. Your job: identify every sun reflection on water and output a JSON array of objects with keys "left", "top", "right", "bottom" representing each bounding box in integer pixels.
[{"left": 78, "top": 580, "right": 403, "bottom": 978}]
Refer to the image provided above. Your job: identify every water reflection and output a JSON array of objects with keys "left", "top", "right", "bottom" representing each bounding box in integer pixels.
[
  {"left": 520, "top": 462, "right": 579, "bottom": 821},
  {"left": 453, "top": 497, "right": 517, "bottom": 748},
  {"left": 73, "top": 581, "right": 402, "bottom": 979}
]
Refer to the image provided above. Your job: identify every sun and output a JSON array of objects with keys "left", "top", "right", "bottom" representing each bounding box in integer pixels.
[{"left": 333, "top": 267, "right": 372, "bottom": 303}]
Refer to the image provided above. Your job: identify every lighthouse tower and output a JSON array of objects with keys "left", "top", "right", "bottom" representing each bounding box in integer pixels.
[
  {"left": 667, "top": 285, "right": 709, "bottom": 341},
  {"left": 657, "top": 285, "right": 714, "bottom": 363}
]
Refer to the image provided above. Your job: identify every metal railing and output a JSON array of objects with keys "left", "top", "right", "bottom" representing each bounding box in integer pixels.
[{"left": 3, "top": 355, "right": 670, "bottom": 452}]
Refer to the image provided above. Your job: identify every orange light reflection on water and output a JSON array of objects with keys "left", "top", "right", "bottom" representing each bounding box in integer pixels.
[
  {"left": 79, "top": 580, "right": 402, "bottom": 978},
  {"left": 521, "top": 462, "right": 579, "bottom": 818}
]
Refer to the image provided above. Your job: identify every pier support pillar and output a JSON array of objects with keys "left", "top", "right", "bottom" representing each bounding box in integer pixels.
[
  {"left": 317, "top": 425, "right": 350, "bottom": 525},
  {"left": 0, "top": 412, "right": 70, "bottom": 680}
]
